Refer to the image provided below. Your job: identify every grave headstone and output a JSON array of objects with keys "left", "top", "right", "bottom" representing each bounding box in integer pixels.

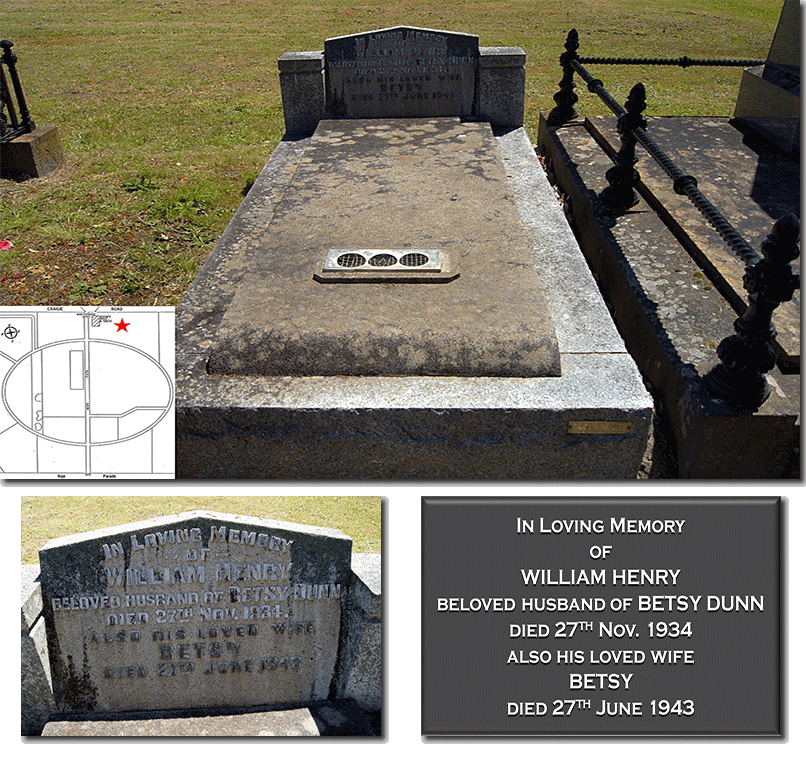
[
  {"left": 324, "top": 27, "right": 478, "bottom": 120},
  {"left": 279, "top": 26, "right": 526, "bottom": 135},
  {"left": 733, "top": 0, "right": 800, "bottom": 154},
  {"left": 38, "top": 512, "right": 354, "bottom": 714}
]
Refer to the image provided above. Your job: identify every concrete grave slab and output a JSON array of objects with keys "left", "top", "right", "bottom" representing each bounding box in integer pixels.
[
  {"left": 538, "top": 113, "right": 800, "bottom": 478},
  {"left": 41, "top": 708, "right": 322, "bottom": 737},
  {"left": 208, "top": 118, "right": 560, "bottom": 378},
  {"left": 40, "top": 699, "right": 376, "bottom": 737},
  {"left": 38, "top": 512, "right": 354, "bottom": 714}
]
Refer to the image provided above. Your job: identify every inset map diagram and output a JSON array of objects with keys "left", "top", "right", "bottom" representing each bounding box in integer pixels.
[{"left": 0, "top": 307, "right": 174, "bottom": 478}]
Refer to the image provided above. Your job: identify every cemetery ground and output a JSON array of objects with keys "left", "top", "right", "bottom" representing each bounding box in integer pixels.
[
  {"left": 21, "top": 495, "right": 382, "bottom": 563},
  {"left": 0, "top": 0, "right": 780, "bottom": 305}
]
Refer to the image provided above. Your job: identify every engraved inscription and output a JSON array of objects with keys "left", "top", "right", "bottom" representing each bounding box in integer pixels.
[
  {"left": 40, "top": 514, "right": 353, "bottom": 712},
  {"left": 325, "top": 27, "right": 478, "bottom": 118}
]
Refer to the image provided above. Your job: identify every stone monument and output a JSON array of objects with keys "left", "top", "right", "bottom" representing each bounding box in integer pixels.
[
  {"left": 278, "top": 26, "right": 526, "bottom": 135},
  {"left": 733, "top": 0, "right": 800, "bottom": 155},
  {"left": 32, "top": 511, "right": 380, "bottom": 732},
  {"left": 176, "top": 27, "right": 653, "bottom": 479}
]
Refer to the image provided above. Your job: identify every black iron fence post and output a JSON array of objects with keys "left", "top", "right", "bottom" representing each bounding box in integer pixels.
[
  {"left": 702, "top": 213, "right": 800, "bottom": 411},
  {"left": 1, "top": 74, "right": 10, "bottom": 137},
  {"left": 570, "top": 54, "right": 762, "bottom": 267},
  {"left": 547, "top": 29, "right": 579, "bottom": 126},
  {"left": 1, "top": 40, "right": 35, "bottom": 136},
  {"left": 598, "top": 82, "right": 647, "bottom": 210}
]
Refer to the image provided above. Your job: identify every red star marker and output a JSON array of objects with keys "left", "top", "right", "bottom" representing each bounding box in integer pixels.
[{"left": 114, "top": 319, "right": 131, "bottom": 332}]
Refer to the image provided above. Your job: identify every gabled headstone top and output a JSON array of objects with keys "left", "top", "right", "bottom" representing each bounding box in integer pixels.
[
  {"left": 324, "top": 26, "right": 479, "bottom": 119},
  {"left": 38, "top": 511, "right": 353, "bottom": 714}
]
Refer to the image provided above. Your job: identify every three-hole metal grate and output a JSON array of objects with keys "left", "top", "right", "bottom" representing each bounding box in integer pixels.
[
  {"left": 327, "top": 249, "right": 441, "bottom": 271},
  {"left": 316, "top": 248, "right": 458, "bottom": 283}
]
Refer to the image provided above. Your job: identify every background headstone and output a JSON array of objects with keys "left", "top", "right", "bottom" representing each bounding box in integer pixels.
[{"left": 733, "top": 0, "right": 800, "bottom": 154}]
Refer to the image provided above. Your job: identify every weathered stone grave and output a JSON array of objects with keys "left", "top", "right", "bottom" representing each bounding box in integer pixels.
[
  {"left": 33, "top": 511, "right": 380, "bottom": 733},
  {"left": 176, "top": 26, "right": 653, "bottom": 479},
  {"left": 537, "top": 8, "right": 800, "bottom": 477}
]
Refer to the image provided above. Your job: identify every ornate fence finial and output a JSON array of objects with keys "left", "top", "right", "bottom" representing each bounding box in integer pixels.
[
  {"left": 598, "top": 82, "right": 647, "bottom": 210},
  {"left": 0, "top": 39, "right": 36, "bottom": 138},
  {"left": 701, "top": 213, "right": 800, "bottom": 411},
  {"left": 547, "top": 29, "right": 580, "bottom": 126}
]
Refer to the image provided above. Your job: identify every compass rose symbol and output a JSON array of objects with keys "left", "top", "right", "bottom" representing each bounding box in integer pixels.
[{"left": 2, "top": 324, "right": 19, "bottom": 340}]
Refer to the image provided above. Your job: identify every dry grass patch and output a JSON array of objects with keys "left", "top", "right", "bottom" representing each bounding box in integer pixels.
[
  {"left": 2, "top": 1, "right": 780, "bottom": 304},
  {"left": 21, "top": 495, "right": 382, "bottom": 563}
]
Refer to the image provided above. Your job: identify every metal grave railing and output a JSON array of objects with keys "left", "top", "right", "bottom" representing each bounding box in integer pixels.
[{"left": 545, "top": 30, "right": 799, "bottom": 411}]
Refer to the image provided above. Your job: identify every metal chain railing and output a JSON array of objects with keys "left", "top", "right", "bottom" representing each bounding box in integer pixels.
[
  {"left": 549, "top": 30, "right": 765, "bottom": 265},
  {"left": 573, "top": 59, "right": 762, "bottom": 266},
  {"left": 546, "top": 29, "right": 800, "bottom": 411},
  {"left": 578, "top": 55, "right": 763, "bottom": 68}
]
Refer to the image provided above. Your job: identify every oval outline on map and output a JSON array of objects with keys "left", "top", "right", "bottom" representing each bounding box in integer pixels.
[{"left": 1, "top": 338, "right": 173, "bottom": 446}]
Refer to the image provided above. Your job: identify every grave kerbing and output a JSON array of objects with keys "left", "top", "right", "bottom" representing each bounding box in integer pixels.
[
  {"left": 177, "top": 26, "right": 653, "bottom": 479},
  {"left": 22, "top": 565, "right": 55, "bottom": 735},
  {"left": 37, "top": 512, "right": 367, "bottom": 715}
]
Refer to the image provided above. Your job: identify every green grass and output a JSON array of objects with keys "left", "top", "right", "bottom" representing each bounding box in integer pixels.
[
  {"left": 1, "top": 1, "right": 780, "bottom": 304},
  {"left": 21, "top": 495, "right": 382, "bottom": 563}
]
